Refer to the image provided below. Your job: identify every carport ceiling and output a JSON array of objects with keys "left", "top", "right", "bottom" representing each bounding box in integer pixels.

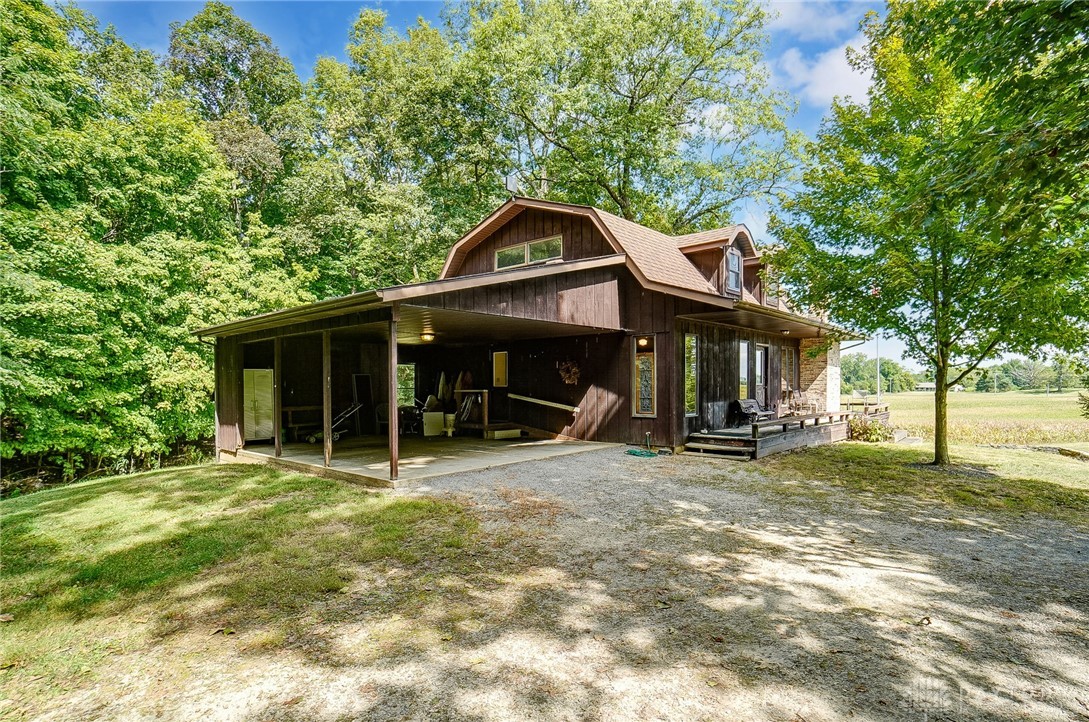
[{"left": 330, "top": 305, "right": 622, "bottom": 346}]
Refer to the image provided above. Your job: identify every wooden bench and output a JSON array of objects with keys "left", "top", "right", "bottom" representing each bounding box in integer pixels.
[
  {"left": 731, "top": 398, "right": 776, "bottom": 426},
  {"left": 751, "top": 410, "right": 853, "bottom": 438}
]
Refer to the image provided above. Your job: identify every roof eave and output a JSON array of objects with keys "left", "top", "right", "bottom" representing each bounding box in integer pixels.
[
  {"left": 733, "top": 300, "right": 863, "bottom": 339},
  {"left": 193, "top": 255, "right": 631, "bottom": 338},
  {"left": 193, "top": 290, "right": 383, "bottom": 338}
]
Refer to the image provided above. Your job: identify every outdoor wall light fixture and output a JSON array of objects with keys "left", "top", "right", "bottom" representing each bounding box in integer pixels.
[
  {"left": 781, "top": 329, "right": 790, "bottom": 336},
  {"left": 419, "top": 332, "right": 436, "bottom": 342}
]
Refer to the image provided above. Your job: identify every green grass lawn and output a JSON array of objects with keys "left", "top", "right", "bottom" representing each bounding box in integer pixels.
[
  {"left": 0, "top": 465, "right": 482, "bottom": 712},
  {"left": 870, "top": 389, "right": 1089, "bottom": 444}
]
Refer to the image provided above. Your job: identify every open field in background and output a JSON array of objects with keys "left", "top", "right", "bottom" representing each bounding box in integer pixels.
[{"left": 870, "top": 390, "right": 1089, "bottom": 445}]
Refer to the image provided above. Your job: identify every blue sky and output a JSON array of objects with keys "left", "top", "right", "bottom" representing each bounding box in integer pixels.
[{"left": 78, "top": 0, "right": 907, "bottom": 364}]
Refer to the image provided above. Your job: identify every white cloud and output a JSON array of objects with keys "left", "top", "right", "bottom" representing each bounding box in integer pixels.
[
  {"left": 767, "top": 1, "right": 865, "bottom": 42},
  {"left": 776, "top": 35, "right": 871, "bottom": 107},
  {"left": 735, "top": 203, "right": 771, "bottom": 246}
]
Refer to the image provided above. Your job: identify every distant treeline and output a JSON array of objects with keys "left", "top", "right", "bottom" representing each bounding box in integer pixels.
[{"left": 840, "top": 353, "right": 1088, "bottom": 395}]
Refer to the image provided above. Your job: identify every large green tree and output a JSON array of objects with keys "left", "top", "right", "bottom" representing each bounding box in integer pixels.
[
  {"left": 897, "top": 0, "right": 1089, "bottom": 244},
  {"left": 459, "top": 0, "right": 798, "bottom": 232},
  {"left": 168, "top": 2, "right": 305, "bottom": 237},
  {"left": 1, "top": 1, "right": 310, "bottom": 481},
  {"left": 770, "top": 10, "right": 1089, "bottom": 465},
  {"left": 167, "top": 1, "right": 302, "bottom": 128}
]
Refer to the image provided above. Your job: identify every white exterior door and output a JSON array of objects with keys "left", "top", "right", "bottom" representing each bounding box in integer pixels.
[{"left": 243, "top": 368, "right": 275, "bottom": 440}]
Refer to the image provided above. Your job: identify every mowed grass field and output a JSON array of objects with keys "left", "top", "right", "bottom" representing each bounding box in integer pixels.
[{"left": 876, "top": 389, "right": 1089, "bottom": 445}]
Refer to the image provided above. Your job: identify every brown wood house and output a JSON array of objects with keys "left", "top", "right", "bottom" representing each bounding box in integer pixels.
[{"left": 196, "top": 197, "right": 847, "bottom": 482}]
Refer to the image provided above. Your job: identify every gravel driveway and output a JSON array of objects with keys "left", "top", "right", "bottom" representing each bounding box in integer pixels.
[
  {"left": 388, "top": 447, "right": 1089, "bottom": 722},
  {"left": 33, "top": 447, "right": 1087, "bottom": 722}
]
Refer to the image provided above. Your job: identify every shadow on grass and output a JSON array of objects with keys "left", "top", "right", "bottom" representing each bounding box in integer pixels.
[
  {"left": 753, "top": 442, "right": 1089, "bottom": 526},
  {"left": 3, "top": 456, "right": 1087, "bottom": 721},
  {"left": 0, "top": 465, "right": 478, "bottom": 676}
]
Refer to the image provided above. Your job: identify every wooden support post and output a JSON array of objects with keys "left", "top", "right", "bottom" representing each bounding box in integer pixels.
[
  {"left": 323, "top": 331, "right": 332, "bottom": 467},
  {"left": 388, "top": 306, "right": 400, "bottom": 482},
  {"left": 273, "top": 337, "right": 282, "bottom": 458},
  {"left": 481, "top": 390, "right": 489, "bottom": 429}
]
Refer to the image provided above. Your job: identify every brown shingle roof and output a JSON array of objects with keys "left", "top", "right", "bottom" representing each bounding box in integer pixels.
[
  {"left": 674, "top": 226, "right": 740, "bottom": 247},
  {"left": 441, "top": 197, "right": 758, "bottom": 300},
  {"left": 676, "top": 225, "right": 759, "bottom": 257},
  {"left": 590, "top": 208, "right": 718, "bottom": 295}
]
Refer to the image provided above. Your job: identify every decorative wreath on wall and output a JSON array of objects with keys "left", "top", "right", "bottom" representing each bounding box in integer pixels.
[{"left": 558, "top": 360, "right": 580, "bottom": 385}]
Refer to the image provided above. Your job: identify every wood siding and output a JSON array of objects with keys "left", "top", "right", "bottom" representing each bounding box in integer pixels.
[
  {"left": 675, "top": 318, "right": 801, "bottom": 438},
  {"left": 451, "top": 209, "right": 614, "bottom": 277},
  {"left": 415, "top": 268, "right": 623, "bottom": 331},
  {"left": 215, "top": 267, "right": 817, "bottom": 454}
]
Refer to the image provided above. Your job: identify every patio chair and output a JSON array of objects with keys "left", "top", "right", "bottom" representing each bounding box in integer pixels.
[
  {"left": 375, "top": 403, "right": 390, "bottom": 434},
  {"left": 791, "top": 390, "right": 818, "bottom": 415}
]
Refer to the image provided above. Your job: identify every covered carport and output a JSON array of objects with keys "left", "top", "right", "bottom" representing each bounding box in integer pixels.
[{"left": 197, "top": 274, "right": 625, "bottom": 485}]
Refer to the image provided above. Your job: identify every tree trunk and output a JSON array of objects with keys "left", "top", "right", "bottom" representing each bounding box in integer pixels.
[{"left": 933, "top": 362, "right": 950, "bottom": 465}]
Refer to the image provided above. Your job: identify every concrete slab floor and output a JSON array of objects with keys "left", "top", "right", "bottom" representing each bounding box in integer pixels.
[{"left": 232, "top": 435, "right": 616, "bottom": 488}]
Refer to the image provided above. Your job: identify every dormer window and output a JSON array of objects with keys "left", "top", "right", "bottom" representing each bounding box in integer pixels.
[
  {"left": 726, "top": 249, "right": 742, "bottom": 293},
  {"left": 765, "top": 269, "right": 780, "bottom": 306}
]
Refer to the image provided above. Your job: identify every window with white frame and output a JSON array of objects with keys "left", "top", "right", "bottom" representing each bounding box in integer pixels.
[
  {"left": 726, "top": 249, "right": 742, "bottom": 292},
  {"left": 495, "top": 235, "right": 563, "bottom": 270}
]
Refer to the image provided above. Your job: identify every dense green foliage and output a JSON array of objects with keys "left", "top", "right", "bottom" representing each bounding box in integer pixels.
[
  {"left": 897, "top": 1, "right": 1089, "bottom": 247},
  {"left": 1, "top": 0, "right": 793, "bottom": 481},
  {"left": 457, "top": 0, "right": 799, "bottom": 230},
  {"left": 1, "top": 1, "right": 312, "bottom": 480},
  {"left": 770, "top": 4, "right": 1089, "bottom": 464},
  {"left": 846, "top": 415, "right": 892, "bottom": 443}
]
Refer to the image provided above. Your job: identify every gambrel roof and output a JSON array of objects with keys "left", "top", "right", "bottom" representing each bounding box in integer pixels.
[{"left": 440, "top": 197, "right": 757, "bottom": 303}]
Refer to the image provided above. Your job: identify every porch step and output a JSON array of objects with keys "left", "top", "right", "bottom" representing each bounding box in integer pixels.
[
  {"left": 687, "top": 434, "right": 753, "bottom": 448},
  {"left": 684, "top": 442, "right": 754, "bottom": 460}
]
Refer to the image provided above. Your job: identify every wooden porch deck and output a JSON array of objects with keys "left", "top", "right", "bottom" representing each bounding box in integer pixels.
[
  {"left": 225, "top": 435, "right": 614, "bottom": 489},
  {"left": 685, "top": 411, "right": 854, "bottom": 460}
]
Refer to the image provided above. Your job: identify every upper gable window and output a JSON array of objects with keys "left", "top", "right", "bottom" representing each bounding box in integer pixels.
[
  {"left": 765, "top": 274, "right": 780, "bottom": 306},
  {"left": 495, "top": 235, "right": 563, "bottom": 270},
  {"left": 726, "top": 248, "right": 742, "bottom": 292}
]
